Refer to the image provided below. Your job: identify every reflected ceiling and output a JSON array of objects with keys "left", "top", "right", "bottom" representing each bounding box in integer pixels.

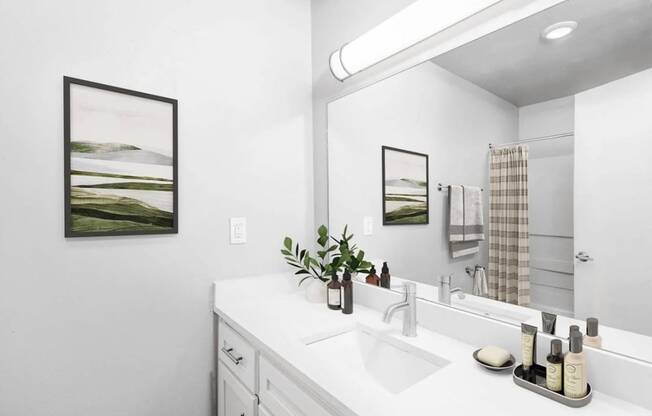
[{"left": 432, "top": 0, "right": 652, "bottom": 106}]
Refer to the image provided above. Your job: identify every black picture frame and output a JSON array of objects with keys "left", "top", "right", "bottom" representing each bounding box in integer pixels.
[
  {"left": 64, "top": 76, "right": 178, "bottom": 237},
  {"left": 382, "top": 146, "right": 429, "bottom": 225}
]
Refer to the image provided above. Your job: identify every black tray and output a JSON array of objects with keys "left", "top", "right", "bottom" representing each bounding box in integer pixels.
[{"left": 512, "top": 364, "right": 592, "bottom": 408}]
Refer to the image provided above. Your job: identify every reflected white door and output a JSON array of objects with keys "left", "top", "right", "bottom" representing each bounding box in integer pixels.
[{"left": 574, "top": 69, "right": 652, "bottom": 336}]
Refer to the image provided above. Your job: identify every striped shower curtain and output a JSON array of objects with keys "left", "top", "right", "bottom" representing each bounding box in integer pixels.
[{"left": 488, "top": 145, "right": 530, "bottom": 306}]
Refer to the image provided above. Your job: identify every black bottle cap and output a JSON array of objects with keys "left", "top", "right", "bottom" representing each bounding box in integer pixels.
[
  {"left": 586, "top": 317, "right": 599, "bottom": 337},
  {"left": 382, "top": 262, "right": 389, "bottom": 273},
  {"left": 569, "top": 325, "right": 580, "bottom": 336},
  {"left": 343, "top": 270, "right": 351, "bottom": 281},
  {"left": 551, "top": 339, "right": 562, "bottom": 356},
  {"left": 331, "top": 271, "right": 339, "bottom": 281},
  {"left": 369, "top": 265, "right": 376, "bottom": 274},
  {"left": 570, "top": 331, "right": 583, "bottom": 353}
]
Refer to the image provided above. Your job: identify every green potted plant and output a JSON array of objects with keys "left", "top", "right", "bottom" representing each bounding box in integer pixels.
[
  {"left": 281, "top": 225, "right": 338, "bottom": 302},
  {"left": 330, "top": 225, "right": 373, "bottom": 280},
  {"left": 281, "top": 225, "right": 371, "bottom": 302}
]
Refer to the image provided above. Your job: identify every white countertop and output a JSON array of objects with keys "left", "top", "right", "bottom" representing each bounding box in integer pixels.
[{"left": 213, "top": 274, "right": 652, "bottom": 416}]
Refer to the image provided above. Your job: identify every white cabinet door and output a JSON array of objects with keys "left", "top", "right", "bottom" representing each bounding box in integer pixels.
[
  {"left": 259, "top": 356, "right": 332, "bottom": 416},
  {"left": 218, "top": 361, "right": 258, "bottom": 416},
  {"left": 258, "top": 405, "right": 272, "bottom": 416}
]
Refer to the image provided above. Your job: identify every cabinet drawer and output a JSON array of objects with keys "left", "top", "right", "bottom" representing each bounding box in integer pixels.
[
  {"left": 259, "top": 356, "right": 332, "bottom": 416},
  {"left": 219, "top": 319, "right": 257, "bottom": 393},
  {"left": 217, "top": 361, "right": 258, "bottom": 416}
]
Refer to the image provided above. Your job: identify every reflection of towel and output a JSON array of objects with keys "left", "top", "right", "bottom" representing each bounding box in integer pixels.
[
  {"left": 449, "top": 185, "right": 484, "bottom": 258},
  {"left": 463, "top": 186, "right": 484, "bottom": 241},
  {"left": 448, "top": 185, "right": 464, "bottom": 242},
  {"left": 451, "top": 241, "right": 479, "bottom": 258},
  {"left": 473, "top": 266, "right": 488, "bottom": 297}
]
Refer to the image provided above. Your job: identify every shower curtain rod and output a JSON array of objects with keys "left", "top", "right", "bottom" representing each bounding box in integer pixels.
[{"left": 489, "top": 131, "right": 574, "bottom": 149}]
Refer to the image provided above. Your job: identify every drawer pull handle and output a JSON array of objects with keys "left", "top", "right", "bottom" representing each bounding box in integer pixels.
[{"left": 221, "top": 347, "right": 243, "bottom": 365}]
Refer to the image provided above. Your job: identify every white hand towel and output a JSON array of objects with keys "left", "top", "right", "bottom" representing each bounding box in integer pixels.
[
  {"left": 463, "top": 186, "right": 484, "bottom": 241},
  {"left": 451, "top": 241, "right": 479, "bottom": 258},
  {"left": 448, "top": 185, "right": 464, "bottom": 242},
  {"left": 473, "top": 266, "right": 488, "bottom": 297}
]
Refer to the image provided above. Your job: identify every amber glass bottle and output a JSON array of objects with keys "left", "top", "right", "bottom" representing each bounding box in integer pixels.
[
  {"left": 365, "top": 265, "right": 380, "bottom": 286},
  {"left": 327, "top": 272, "right": 342, "bottom": 310}
]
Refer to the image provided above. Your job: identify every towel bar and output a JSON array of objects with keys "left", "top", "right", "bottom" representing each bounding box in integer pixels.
[{"left": 437, "top": 183, "right": 484, "bottom": 192}]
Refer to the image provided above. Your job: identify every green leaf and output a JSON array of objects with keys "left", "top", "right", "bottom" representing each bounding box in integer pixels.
[
  {"left": 295, "top": 244, "right": 299, "bottom": 257},
  {"left": 318, "top": 224, "right": 328, "bottom": 237},
  {"left": 295, "top": 270, "right": 311, "bottom": 275},
  {"left": 283, "top": 237, "right": 292, "bottom": 251},
  {"left": 281, "top": 249, "right": 292, "bottom": 256},
  {"left": 298, "top": 276, "right": 313, "bottom": 287},
  {"left": 317, "top": 235, "right": 328, "bottom": 247},
  {"left": 356, "top": 250, "right": 365, "bottom": 262},
  {"left": 310, "top": 266, "right": 321, "bottom": 277},
  {"left": 327, "top": 245, "right": 338, "bottom": 253},
  {"left": 299, "top": 249, "right": 306, "bottom": 261}
]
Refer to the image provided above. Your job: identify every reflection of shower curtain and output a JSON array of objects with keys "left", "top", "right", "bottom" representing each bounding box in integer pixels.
[{"left": 488, "top": 146, "right": 530, "bottom": 306}]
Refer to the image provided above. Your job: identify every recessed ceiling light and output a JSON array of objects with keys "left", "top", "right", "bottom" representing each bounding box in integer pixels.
[{"left": 541, "top": 21, "right": 578, "bottom": 41}]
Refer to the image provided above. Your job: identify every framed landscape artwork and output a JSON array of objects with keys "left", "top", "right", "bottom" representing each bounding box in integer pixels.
[
  {"left": 64, "top": 77, "right": 178, "bottom": 237},
  {"left": 382, "top": 146, "right": 429, "bottom": 225}
]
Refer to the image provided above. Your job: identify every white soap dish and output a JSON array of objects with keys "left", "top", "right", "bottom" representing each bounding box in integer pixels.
[{"left": 472, "top": 349, "right": 516, "bottom": 372}]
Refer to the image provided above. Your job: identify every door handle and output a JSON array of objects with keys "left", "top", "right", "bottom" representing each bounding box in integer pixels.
[
  {"left": 221, "top": 347, "right": 243, "bottom": 365},
  {"left": 575, "top": 251, "right": 594, "bottom": 262}
]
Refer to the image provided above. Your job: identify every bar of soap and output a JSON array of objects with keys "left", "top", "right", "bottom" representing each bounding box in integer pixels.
[{"left": 477, "top": 345, "right": 511, "bottom": 367}]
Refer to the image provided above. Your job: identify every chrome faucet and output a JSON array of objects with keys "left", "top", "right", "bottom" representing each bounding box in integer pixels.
[
  {"left": 382, "top": 282, "right": 417, "bottom": 337},
  {"left": 438, "top": 274, "right": 466, "bottom": 305}
]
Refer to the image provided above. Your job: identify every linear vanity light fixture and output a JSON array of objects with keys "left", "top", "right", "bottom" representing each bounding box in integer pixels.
[{"left": 329, "top": 0, "right": 503, "bottom": 81}]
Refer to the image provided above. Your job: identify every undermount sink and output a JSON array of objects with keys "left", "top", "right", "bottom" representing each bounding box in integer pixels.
[{"left": 304, "top": 325, "right": 449, "bottom": 394}]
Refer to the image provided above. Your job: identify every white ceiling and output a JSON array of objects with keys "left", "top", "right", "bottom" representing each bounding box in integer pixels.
[{"left": 432, "top": 0, "right": 652, "bottom": 107}]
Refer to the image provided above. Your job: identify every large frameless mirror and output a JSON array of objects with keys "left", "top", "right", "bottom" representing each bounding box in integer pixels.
[{"left": 327, "top": 0, "right": 652, "bottom": 363}]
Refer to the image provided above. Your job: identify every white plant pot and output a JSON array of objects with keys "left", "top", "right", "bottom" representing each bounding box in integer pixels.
[{"left": 304, "top": 279, "right": 327, "bottom": 303}]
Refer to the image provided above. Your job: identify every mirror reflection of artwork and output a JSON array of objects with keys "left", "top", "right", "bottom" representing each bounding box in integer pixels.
[
  {"left": 382, "top": 146, "right": 429, "bottom": 225},
  {"left": 64, "top": 77, "right": 178, "bottom": 237}
]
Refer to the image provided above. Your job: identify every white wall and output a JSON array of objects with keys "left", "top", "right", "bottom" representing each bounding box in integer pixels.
[
  {"left": 0, "top": 1, "right": 313, "bottom": 415},
  {"left": 517, "top": 97, "right": 575, "bottom": 315},
  {"left": 575, "top": 67, "right": 652, "bottom": 336},
  {"left": 311, "top": 0, "right": 417, "bottom": 230},
  {"left": 329, "top": 62, "right": 517, "bottom": 290}
]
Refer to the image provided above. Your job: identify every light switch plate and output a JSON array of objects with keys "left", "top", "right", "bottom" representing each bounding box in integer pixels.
[
  {"left": 230, "top": 217, "right": 247, "bottom": 244},
  {"left": 363, "top": 216, "right": 373, "bottom": 236}
]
